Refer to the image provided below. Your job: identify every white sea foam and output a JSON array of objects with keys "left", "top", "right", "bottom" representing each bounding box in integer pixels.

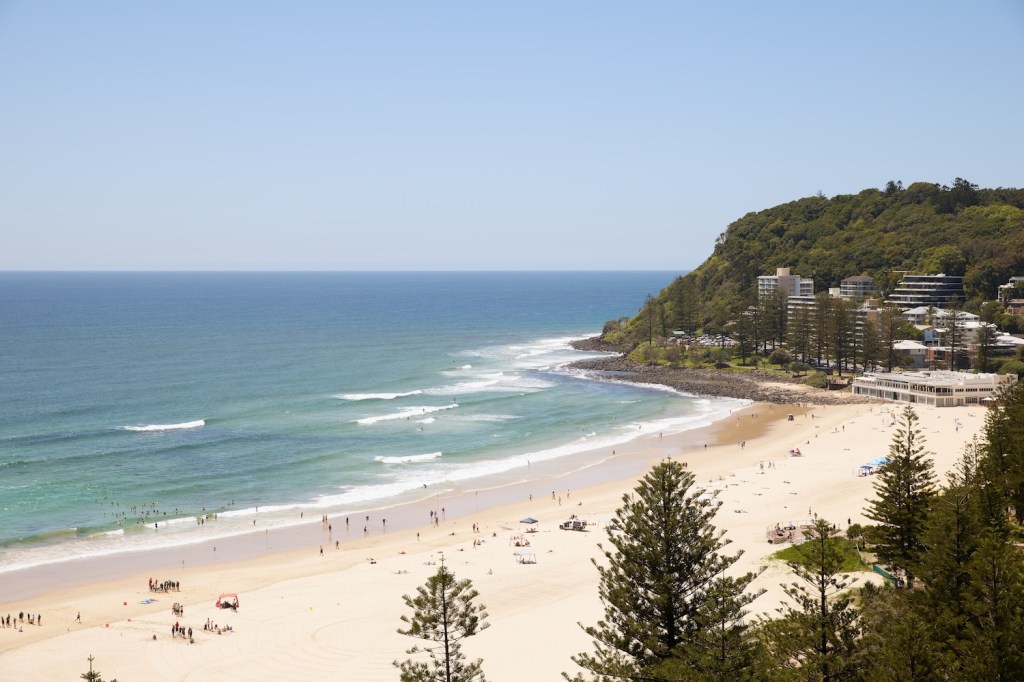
[
  {"left": 375, "top": 452, "right": 443, "bottom": 464},
  {"left": 426, "top": 374, "right": 555, "bottom": 397},
  {"left": 457, "top": 414, "right": 520, "bottom": 422},
  {"left": 416, "top": 417, "right": 436, "bottom": 424},
  {"left": 149, "top": 515, "right": 198, "bottom": 529},
  {"left": 336, "top": 390, "right": 423, "bottom": 401},
  {"left": 354, "top": 404, "right": 459, "bottom": 425},
  {"left": 559, "top": 366, "right": 724, "bottom": 401},
  {"left": 426, "top": 379, "right": 501, "bottom": 395},
  {"left": 91, "top": 528, "right": 124, "bottom": 538},
  {"left": 0, "top": 518, "right": 304, "bottom": 576},
  {"left": 314, "top": 481, "right": 440, "bottom": 509},
  {"left": 122, "top": 419, "right": 205, "bottom": 432}
]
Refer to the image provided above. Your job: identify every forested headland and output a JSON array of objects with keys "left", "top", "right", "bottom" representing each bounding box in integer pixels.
[{"left": 601, "top": 179, "right": 1024, "bottom": 349}]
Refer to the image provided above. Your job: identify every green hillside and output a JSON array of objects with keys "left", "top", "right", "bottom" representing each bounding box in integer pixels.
[{"left": 611, "top": 179, "right": 1024, "bottom": 346}]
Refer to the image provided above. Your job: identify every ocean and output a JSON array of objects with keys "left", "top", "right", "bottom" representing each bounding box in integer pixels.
[{"left": 0, "top": 271, "right": 739, "bottom": 573}]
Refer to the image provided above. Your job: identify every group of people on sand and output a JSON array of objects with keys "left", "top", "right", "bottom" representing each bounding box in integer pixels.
[
  {"left": 149, "top": 578, "right": 180, "bottom": 592},
  {"left": 204, "top": 617, "right": 233, "bottom": 634},
  {"left": 769, "top": 523, "right": 796, "bottom": 543},
  {"left": 161, "top": 617, "right": 233, "bottom": 643},
  {"left": 171, "top": 621, "right": 193, "bottom": 642},
  {"left": 1, "top": 612, "right": 41, "bottom": 630}
]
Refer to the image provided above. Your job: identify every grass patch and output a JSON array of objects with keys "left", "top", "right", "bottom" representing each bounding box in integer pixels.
[{"left": 771, "top": 537, "right": 871, "bottom": 573}]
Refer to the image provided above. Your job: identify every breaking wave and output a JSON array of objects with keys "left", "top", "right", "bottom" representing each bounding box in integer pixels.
[
  {"left": 374, "top": 452, "right": 443, "bottom": 464},
  {"left": 354, "top": 404, "right": 459, "bottom": 425},
  {"left": 336, "top": 390, "right": 424, "bottom": 401},
  {"left": 122, "top": 420, "right": 205, "bottom": 432}
]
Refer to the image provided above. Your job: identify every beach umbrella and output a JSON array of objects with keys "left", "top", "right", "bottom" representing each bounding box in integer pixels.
[{"left": 520, "top": 517, "right": 539, "bottom": 525}]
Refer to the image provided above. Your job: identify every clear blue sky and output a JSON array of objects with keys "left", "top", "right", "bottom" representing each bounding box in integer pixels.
[{"left": 3, "top": 2, "right": 1023, "bottom": 271}]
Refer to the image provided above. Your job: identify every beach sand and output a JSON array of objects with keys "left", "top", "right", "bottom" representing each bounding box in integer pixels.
[{"left": 0, "top": 400, "right": 987, "bottom": 680}]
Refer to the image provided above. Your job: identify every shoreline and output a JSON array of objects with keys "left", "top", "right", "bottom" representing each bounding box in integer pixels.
[
  {"left": 0, "top": 393, "right": 752, "bottom": 604},
  {"left": 0, "top": 398, "right": 989, "bottom": 680}
]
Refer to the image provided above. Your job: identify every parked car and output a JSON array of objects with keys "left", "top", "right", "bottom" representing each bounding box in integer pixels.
[{"left": 559, "top": 519, "right": 587, "bottom": 531}]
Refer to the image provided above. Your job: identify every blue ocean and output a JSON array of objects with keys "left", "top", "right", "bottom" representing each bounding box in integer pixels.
[{"left": 0, "top": 272, "right": 735, "bottom": 572}]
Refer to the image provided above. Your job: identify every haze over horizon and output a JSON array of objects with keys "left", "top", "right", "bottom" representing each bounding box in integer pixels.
[{"left": 3, "top": 2, "right": 1023, "bottom": 271}]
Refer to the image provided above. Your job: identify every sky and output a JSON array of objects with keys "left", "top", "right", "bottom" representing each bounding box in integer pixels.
[{"left": 3, "top": 2, "right": 1023, "bottom": 271}]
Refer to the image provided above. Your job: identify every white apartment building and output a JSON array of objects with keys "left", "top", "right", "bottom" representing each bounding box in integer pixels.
[
  {"left": 902, "top": 306, "right": 979, "bottom": 325},
  {"left": 758, "top": 268, "right": 814, "bottom": 299},
  {"left": 851, "top": 370, "right": 1017, "bottom": 407}
]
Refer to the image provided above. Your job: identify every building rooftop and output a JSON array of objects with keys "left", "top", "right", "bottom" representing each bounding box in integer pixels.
[
  {"left": 995, "top": 333, "right": 1024, "bottom": 346},
  {"left": 856, "top": 370, "right": 1007, "bottom": 387}
]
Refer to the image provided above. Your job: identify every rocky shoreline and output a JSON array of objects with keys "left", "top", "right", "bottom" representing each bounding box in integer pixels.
[
  {"left": 568, "top": 341, "right": 878, "bottom": 406},
  {"left": 566, "top": 336, "right": 630, "bottom": 353}
]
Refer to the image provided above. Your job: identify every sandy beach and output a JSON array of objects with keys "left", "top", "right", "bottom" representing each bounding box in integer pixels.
[{"left": 0, "top": 399, "right": 987, "bottom": 680}]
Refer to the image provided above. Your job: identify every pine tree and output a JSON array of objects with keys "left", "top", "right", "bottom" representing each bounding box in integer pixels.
[
  {"left": 787, "top": 301, "right": 813, "bottom": 363},
  {"left": 758, "top": 519, "right": 860, "bottom": 681},
  {"left": 827, "top": 300, "right": 857, "bottom": 375},
  {"left": 860, "top": 317, "right": 882, "bottom": 373},
  {"left": 974, "top": 324, "right": 996, "bottom": 373},
  {"left": 957, "top": 533, "right": 1024, "bottom": 679},
  {"left": 395, "top": 562, "right": 489, "bottom": 682},
  {"left": 879, "top": 304, "right": 904, "bottom": 372},
  {"left": 733, "top": 311, "right": 756, "bottom": 366},
  {"left": 945, "top": 298, "right": 968, "bottom": 370},
  {"left": 913, "top": 444, "right": 985, "bottom": 650},
  {"left": 813, "top": 292, "right": 831, "bottom": 366},
  {"left": 80, "top": 655, "right": 117, "bottom": 682},
  {"left": 979, "top": 380, "right": 1024, "bottom": 524},
  {"left": 858, "top": 446, "right": 987, "bottom": 681},
  {"left": 568, "top": 459, "right": 763, "bottom": 681},
  {"left": 81, "top": 655, "right": 102, "bottom": 682},
  {"left": 864, "top": 406, "right": 937, "bottom": 588},
  {"left": 668, "top": 573, "right": 765, "bottom": 681},
  {"left": 856, "top": 583, "right": 946, "bottom": 682},
  {"left": 669, "top": 277, "right": 699, "bottom": 336}
]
